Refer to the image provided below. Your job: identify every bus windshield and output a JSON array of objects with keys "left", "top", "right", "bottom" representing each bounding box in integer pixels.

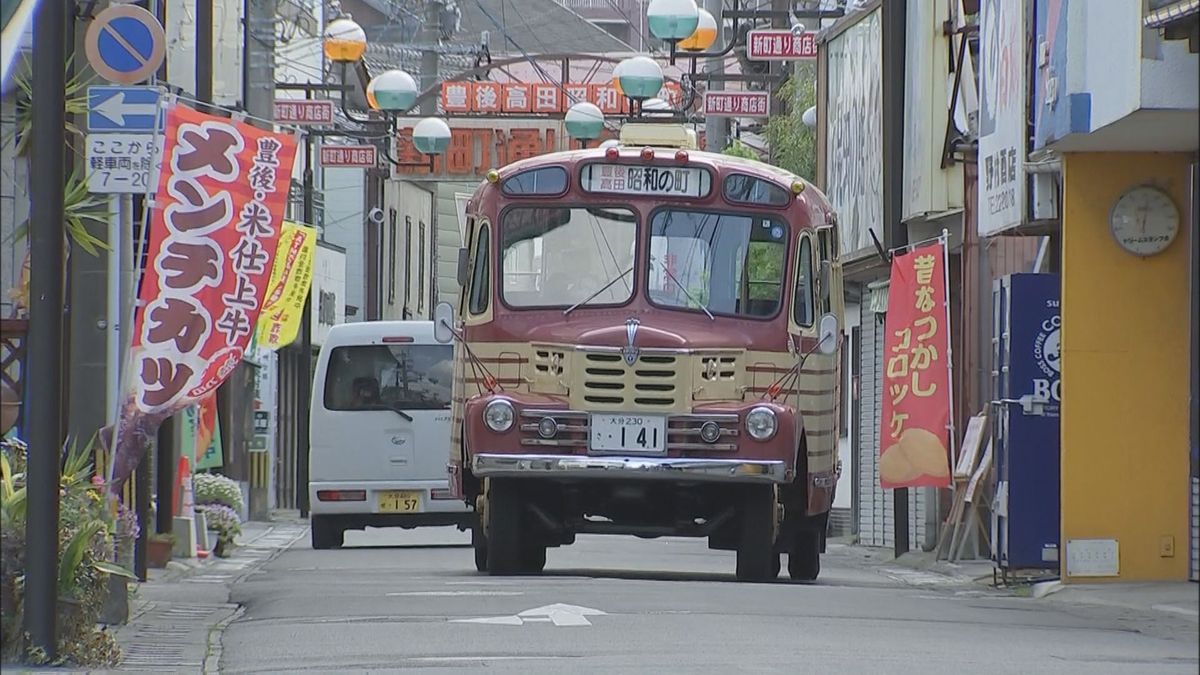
[
  {"left": 647, "top": 209, "right": 787, "bottom": 319},
  {"left": 501, "top": 206, "right": 637, "bottom": 309}
]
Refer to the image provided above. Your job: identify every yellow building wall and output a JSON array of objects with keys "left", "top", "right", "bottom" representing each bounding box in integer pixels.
[{"left": 1061, "top": 152, "right": 1193, "bottom": 582}]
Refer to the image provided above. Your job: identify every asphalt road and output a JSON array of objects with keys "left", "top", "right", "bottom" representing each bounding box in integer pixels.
[{"left": 219, "top": 526, "right": 1198, "bottom": 675}]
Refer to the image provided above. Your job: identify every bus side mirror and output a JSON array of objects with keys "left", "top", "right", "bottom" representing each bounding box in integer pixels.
[
  {"left": 456, "top": 248, "right": 469, "bottom": 286},
  {"left": 434, "top": 302, "right": 455, "bottom": 344},
  {"left": 817, "top": 313, "right": 839, "bottom": 355}
]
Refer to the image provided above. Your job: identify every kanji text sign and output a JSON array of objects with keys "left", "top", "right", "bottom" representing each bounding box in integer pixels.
[
  {"left": 86, "top": 133, "right": 163, "bottom": 194},
  {"left": 703, "top": 91, "right": 769, "bottom": 117},
  {"left": 746, "top": 29, "right": 818, "bottom": 60},
  {"left": 319, "top": 144, "right": 378, "bottom": 168},
  {"left": 440, "top": 81, "right": 684, "bottom": 115},
  {"left": 273, "top": 99, "right": 335, "bottom": 125},
  {"left": 580, "top": 164, "right": 712, "bottom": 198},
  {"left": 879, "top": 242, "right": 952, "bottom": 489}
]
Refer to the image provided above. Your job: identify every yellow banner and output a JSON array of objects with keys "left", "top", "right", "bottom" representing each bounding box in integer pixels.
[{"left": 255, "top": 221, "right": 316, "bottom": 351}]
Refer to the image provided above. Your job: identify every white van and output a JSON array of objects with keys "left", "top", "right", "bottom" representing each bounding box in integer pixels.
[{"left": 309, "top": 321, "right": 471, "bottom": 549}]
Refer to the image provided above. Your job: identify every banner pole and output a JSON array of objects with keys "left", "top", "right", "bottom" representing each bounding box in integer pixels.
[{"left": 942, "top": 229, "right": 958, "bottom": 466}]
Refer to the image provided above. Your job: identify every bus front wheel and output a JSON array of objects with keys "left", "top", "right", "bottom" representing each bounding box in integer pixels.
[
  {"left": 485, "top": 478, "right": 527, "bottom": 576},
  {"left": 735, "top": 486, "right": 777, "bottom": 582}
]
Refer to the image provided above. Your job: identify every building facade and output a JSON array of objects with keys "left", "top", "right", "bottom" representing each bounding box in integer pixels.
[{"left": 1028, "top": 0, "right": 1198, "bottom": 582}]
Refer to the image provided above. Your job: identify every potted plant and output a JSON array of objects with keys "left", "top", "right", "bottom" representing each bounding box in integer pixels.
[
  {"left": 197, "top": 504, "right": 241, "bottom": 558},
  {"left": 146, "top": 533, "right": 175, "bottom": 568}
]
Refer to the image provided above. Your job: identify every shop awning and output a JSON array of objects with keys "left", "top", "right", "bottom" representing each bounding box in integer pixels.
[{"left": 1144, "top": 0, "right": 1200, "bottom": 29}]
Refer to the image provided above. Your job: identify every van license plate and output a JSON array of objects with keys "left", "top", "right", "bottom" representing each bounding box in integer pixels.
[
  {"left": 589, "top": 414, "right": 667, "bottom": 454},
  {"left": 377, "top": 491, "right": 421, "bottom": 513}
]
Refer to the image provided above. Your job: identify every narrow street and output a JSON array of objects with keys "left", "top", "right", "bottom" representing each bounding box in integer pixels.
[{"left": 211, "top": 527, "right": 1198, "bottom": 674}]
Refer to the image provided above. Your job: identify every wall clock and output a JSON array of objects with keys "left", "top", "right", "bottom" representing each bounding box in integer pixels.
[{"left": 1108, "top": 185, "right": 1180, "bottom": 257}]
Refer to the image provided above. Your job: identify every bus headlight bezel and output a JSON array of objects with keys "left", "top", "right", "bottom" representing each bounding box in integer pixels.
[
  {"left": 745, "top": 406, "right": 778, "bottom": 441},
  {"left": 483, "top": 399, "right": 515, "bottom": 433}
]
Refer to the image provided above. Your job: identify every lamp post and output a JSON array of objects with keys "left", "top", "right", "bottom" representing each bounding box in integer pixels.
[
  {"left": 292, "top": 16, "right": 450, "bottom": 515},
  {"left": 565, "top": 101, "right": 605, "bottom": 148},
  {"left": 612, "top": 55, "right": 666, "bottom": 119},
  {"left": 646, "top": 0, "right": 701, "bottom": 65}
]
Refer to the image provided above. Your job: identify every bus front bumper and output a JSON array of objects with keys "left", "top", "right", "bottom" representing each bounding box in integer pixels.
[{"left": 471, "top": 454, "right": 789, "bottom": 484}]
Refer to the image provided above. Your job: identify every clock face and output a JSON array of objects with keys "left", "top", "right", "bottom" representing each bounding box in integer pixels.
[{"left": 1109, "top": 186, "right": 1180, "bottom": 256}]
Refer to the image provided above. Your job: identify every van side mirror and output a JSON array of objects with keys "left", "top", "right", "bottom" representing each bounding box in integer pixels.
[
  {"left": 456, "top": 248, "right": 469, "bottom": 286},
  {"left": 433, "top": 302, "right": 455, "bottom": 344},
  {"left": 817, "top": 313, "right": 839, "bottom": 355}
]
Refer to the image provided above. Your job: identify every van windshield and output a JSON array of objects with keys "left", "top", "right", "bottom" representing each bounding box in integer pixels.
[{"left": 324, "top": 344, "right": 453, "bottom": 411}]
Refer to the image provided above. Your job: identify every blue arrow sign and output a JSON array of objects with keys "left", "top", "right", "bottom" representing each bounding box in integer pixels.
[{"left": 88, "top": 86, "right": 164, "bottom": 132}]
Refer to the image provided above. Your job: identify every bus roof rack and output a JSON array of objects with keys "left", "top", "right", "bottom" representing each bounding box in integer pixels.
[{"left": 618, "top": 123, "right": 698, "bottom": 150}]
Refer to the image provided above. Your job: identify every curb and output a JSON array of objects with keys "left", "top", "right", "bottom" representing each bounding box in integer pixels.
[{"left": 203, "top": 605, "right": 245, "bottom": 674}]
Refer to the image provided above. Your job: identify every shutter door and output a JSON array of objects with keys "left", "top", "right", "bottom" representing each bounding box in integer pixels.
[{"left": 857, "top": 292, "right": 928, "bottom": 549}]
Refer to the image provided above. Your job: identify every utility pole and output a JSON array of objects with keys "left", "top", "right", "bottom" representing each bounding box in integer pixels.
[
  {"left": 703, "top": 0, "right": 727, "bottom": 152},
  {"left": 197, "top": 0, "right": 214, "bottom": 107},
  {"left": 882, "top": 0, "right": 909, "bottom": 557},
  {"left": 298, "top": 89, "right": 314, "bottom": 517},
  {"left": 419, "top": 1, "right": 444, "bottom": 116},
  {"left": 25, "top": 0, "right": 67, "bottom": 658},
  {"left": 238, "top": 0, "right": 279, "bottom": 511}
]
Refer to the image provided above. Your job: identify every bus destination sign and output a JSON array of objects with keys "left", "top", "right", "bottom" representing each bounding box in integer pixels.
[{"left": 581, "top": 164, "right": 711, "bottom": 198}]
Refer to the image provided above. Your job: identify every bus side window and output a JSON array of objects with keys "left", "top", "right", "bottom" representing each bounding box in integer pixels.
[
  {"left": 469, "top": 223, "right": 491, "bottom": 315},
  {"left": 816, "top": 227, "right": 834, "bottom": 314},
  {"left": 793, "top": 235, "right": 814, "bottom": 327}
]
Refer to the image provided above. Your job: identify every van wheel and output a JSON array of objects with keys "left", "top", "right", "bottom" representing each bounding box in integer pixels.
[
  {"left": 486, "top": 479, "right": 525, "bottom": 576},
  {"left": 311, "top": 517, "right": 343, "bottom": 550},
  {"left": 471, "top": 521, "right": 488, "bottom": 572},
  {"left": 788, "top": 529, "right": 821, "bottom": 581},
  {"left": 735, "top": 486, "right": 776, "bottom": 582}
]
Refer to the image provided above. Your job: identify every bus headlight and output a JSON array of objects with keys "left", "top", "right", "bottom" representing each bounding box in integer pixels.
[
  {"left": 745, "top": 407, "right": 777, "bottom": 441},
  {"left": 483, "top": 400, "right": 515, "bottom": 432}
]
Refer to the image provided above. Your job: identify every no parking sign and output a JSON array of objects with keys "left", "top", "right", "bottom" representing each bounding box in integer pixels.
[{"left": 84, "top": 5, "right": 166, "bottom": 85}]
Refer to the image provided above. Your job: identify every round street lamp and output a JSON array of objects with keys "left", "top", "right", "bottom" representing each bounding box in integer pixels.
[
  {"left": 367, "top": 69, "right": 419, "bottom": 112},
  {"left": 641, "top": 97, "right": 673, "bottom": 117},
  {"left": 646, "top": 0, "right": 700, "bottom": 43},
  {"left": 616, "top": 56, "right": 664, "bottom": 101},
  {"left": 323, "top": 15, "right": 367, "bottom": 63},
  {"left": 412, "top": 117, "right": 452, "bottom": 156},
  {"left": 565, "top": 101, "right": 605, "bottom": 146},
  {"left": 677, "top": 8, "right": 717, "bottom": 52}
]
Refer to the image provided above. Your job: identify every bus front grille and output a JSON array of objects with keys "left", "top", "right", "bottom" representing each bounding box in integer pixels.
[{"left": 582, "top": 352, "right": 680, "bottom": 409}]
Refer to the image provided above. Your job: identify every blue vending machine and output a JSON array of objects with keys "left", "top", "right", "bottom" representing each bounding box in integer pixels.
[{"left": 992, "top": 273, "right": 1061, "bottom": 571}]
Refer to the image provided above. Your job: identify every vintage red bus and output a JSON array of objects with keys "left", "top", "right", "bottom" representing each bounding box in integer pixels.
[{"left": 433, "top": 123, "right": 843, "bottom": 581}]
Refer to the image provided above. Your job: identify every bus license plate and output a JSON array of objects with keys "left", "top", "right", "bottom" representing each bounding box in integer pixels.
[
  {"left": 589, "top": 415, "right": 667, "bottom": 454},
  {"left": 377, "top": 490, "right": 421, "bottom": 513}
]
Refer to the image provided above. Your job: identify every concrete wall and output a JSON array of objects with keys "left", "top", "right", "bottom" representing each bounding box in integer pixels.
[
  {"left": 1034, "top": 0, "right": 1199, "bottom": 150},
  {"left": 1060, "top": 152, "right": 1193, "bottom": 581},
  {"left": 320, "top": 168, "right": 365, "bottom": 320},
  {"left": 435, "top": 181, "right": 478, "bottom": 306}
]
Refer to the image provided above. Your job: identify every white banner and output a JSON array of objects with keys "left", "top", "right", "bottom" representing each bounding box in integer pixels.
[{"left": 978, "top": 0, "right": 1026, "bottom": 235}]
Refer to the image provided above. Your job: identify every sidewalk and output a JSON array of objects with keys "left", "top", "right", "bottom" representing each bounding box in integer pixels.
[
  {"left": 857, "top": 540, "right": 1199, "bottom": 629},
  {"left": 97, "top": 511, "right": 307, "bottom": 674},
  {"left": 0, "top": 514, "right": 306, "bottom": 675}
]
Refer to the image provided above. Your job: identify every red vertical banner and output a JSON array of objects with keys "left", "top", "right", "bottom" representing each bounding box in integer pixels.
[
  {"left": 879, "top": 242, "right": 952, "bottom": 489},
  {"left": 108, "top": 103, "right": 298, "bottom": 490}
]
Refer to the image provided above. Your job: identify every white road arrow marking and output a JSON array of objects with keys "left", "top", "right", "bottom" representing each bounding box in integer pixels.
[
  {"left": 452, "top": 603, "right": 607, "bottom": 627},
  {"left": 94, "top": 91, "right": 158, "bottom": 126}
]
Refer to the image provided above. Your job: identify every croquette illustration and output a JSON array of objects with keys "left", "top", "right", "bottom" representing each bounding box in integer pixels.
[{"left": 880, "top": 427, "right": 949, "bottom": 484}]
